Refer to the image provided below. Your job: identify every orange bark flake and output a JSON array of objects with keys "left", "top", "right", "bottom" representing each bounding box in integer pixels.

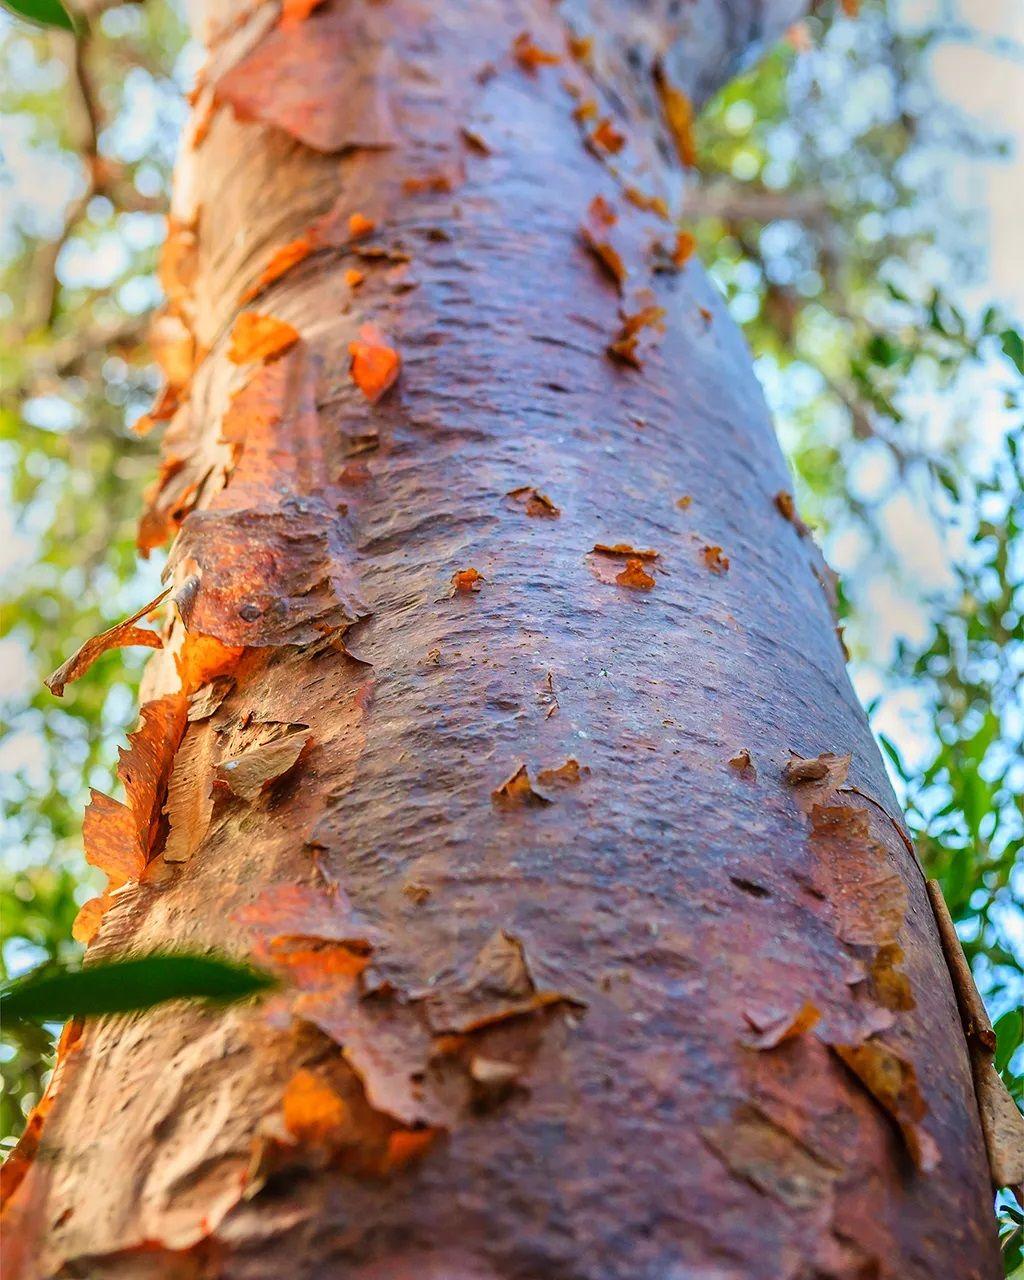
[
  {"left": 728, "top": 748, "right": 756, "bottom": 779},
  {"left": 608, "top": 304, "right": 667, "bottom": 368},
  {"left": 783, "top": 752, "right": 847, "bottom": 786},
  {"left": 671, "top": 230, "right": 697, "bottom": 268},
  {"left": 506, "top": 486, "right": 560, "bottom": 518},
  {"left": 174, "top": 633, "right": 245, "bottom": 697},
  {"left": 450, "top": 567, "right": 484, "bottom": 594},
  {"left": 461, "top": 126, "right": 492, "bottom": 155},
  {"left": 593, "top": 543, "right": 659, "bottom": 559},
  {"left": 654, "top": 67, "right": 698, "bottom": 168},
  {"left": 238, "top": 883, "right": 379, "bottom": 957},
  {"left": 831, "top": 1040, "right": 939, "bottom": 1172},
  {"left": 539, "top": 671, "right": 559, "bottom": 718},
  {"left": 581, "top": 195, "right": 628, "bottom": 290},
  {"left": 491, "top": 765, "right": 550, "bottom": 808},
  {"left": 402, "top": 173, "right": 457, "bottom": 195},
  {"left": 45, "top": 588, "right": 171, "bottom": 697},
  {"left": 283, "top": 1069, "right": 349, "bottom": 1144},
  {"left": 83, "top": 693, "right": 188, "bottom": 884},
  {"left": 344, "top": 268, "right": 365, "bottom": 289},
  {"left": 348, "top": 212, "right": 376, "bottom": 239},
  {"left": 624, "top": 186, "right": 670, "bottom": 220},
  {"left": 280, "top": 0, "right": 326, "bottom": 29},
  {"left": 159, "top": 217, "right": 198, "bottom": 309},
  {"left": 150, "top": 308, "right": 196, "bottom": 391},
  {"left": 348, "top": 323, "right": 401, "bottom": 402},
  {"left": 701, "top": 544, "right": 730, "bottom": 574},
  {"left": 616, "top": 558, "right": 656, "bottom": 590},
  {"left": 743, "top": 1000, "right": 820, "bottom": 1050},
  {"left": 536, "top": 758, "right": 589, "bottom": 787},
  {"left": 228, "top": 312, "right": 300, "bottom": 364},
  {"left": 590, "top": 117, "right": 626, "bottom": 154},
  {"left": 512, "top": 32, "right": 560, "bottom": 71},
  {"left": 774, "top": 489, "right": 810, "bottom": 535},
  {"left": 241, "top": 236, "right": 313, "bottom": 303},
  {"left": 382, "top": 1127, "right": 440, "bottom": 1172},
  {"left": 572, "top": 98, "right": 599, "bottom": 125},
  {"left": 71, "top": 894, "right": 111, "bottom": 945}
]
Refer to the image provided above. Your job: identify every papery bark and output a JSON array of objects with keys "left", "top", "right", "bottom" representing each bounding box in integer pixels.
[{"left": 3, "top": 2, "right": 1002, "bottom": 1278}]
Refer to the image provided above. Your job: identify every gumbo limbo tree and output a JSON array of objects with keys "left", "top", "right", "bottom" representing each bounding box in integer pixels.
[{"left": 2, "top": 1, "right": 1022, "bottom": 1277}]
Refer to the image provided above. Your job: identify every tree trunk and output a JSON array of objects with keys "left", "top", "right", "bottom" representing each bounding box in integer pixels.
[{"left": 3, "top": 2, "right": 1003, "bottom": 1277}]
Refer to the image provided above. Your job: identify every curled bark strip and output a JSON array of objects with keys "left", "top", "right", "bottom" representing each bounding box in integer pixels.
[
  {"left": 925, "top": 880, "right": 995, "bottom": 1053},
  {"left": 45, "top": 588, "right": 171, "bottom": 697},
  {"left": 83, "top": 693, "right": 187, "bottom": 884},
  {"left": 926, "top": 880, "right": 1024, "bottom": 1187},
  {"left": 971, "top": 1052, "right": 1024, "bottom": 1189}
]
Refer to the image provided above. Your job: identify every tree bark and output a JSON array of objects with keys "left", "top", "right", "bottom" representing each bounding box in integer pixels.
[{"left": 3, "top": 2, "right": 1003, "bottom": 1277}]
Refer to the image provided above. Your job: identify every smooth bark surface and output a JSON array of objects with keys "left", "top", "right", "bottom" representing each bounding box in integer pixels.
[{"left": 3, "top": 2, "right": 1002, "bottom": 1277}]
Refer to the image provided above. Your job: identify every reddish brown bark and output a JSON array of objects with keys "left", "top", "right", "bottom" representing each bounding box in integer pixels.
[{"left": 3, "top": 2, "right": 1004, "bottom": 1277}]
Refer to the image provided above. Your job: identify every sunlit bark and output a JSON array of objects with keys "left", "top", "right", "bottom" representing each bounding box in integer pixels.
[{"left": 2, "top": 2, "right": 1002, "bottom": 1276}]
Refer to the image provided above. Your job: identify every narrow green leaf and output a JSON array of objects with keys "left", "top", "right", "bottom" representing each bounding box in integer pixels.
[
  {"left": 0, "top": 0, "right": 74, "bottom": 31},
  {"left": 1000, "top": 329, "right": 1024, "bottom": 377},
  {"left": 1, "top": 953, "right": 276, "bottom": 1022},
  {"left": 993, "top": 1009, "right": 1023, "bottom": 1076}
]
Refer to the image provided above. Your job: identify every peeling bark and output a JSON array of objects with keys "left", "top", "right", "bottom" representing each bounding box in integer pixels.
[{"left": 2, "top": 2, "right": 1003, "bottom": 1278}]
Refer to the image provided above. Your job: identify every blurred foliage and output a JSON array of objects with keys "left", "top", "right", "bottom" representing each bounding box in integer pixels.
[
  {"left": 692, "top": 0, "right": 1022, "bottom": 1071},
  {"left": 1, "top": 0, "right": 187, "bottom": 1143},
  {"left": 0, "top": 0, "right": 1020, "bottom": 1260}
]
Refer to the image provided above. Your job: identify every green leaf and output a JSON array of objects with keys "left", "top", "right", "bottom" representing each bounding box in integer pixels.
[
  {"left": 0, "top": 953, "right": 276, "bottom": 1022},
  {"left": 993, "top": 1009, "right": 1023, "bottom": 1076},
  {"left": 0, "top": 0, "right": 74, "bottom": 31},
  {"left": 877, "top": 732, "right": 910, "bottom": 783},
  {"left": 1000, "top": 329, "right": 1024, "bottom": 377},
  {"left": 866, "top": 333, "right": 902, "bottom": 369}
]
